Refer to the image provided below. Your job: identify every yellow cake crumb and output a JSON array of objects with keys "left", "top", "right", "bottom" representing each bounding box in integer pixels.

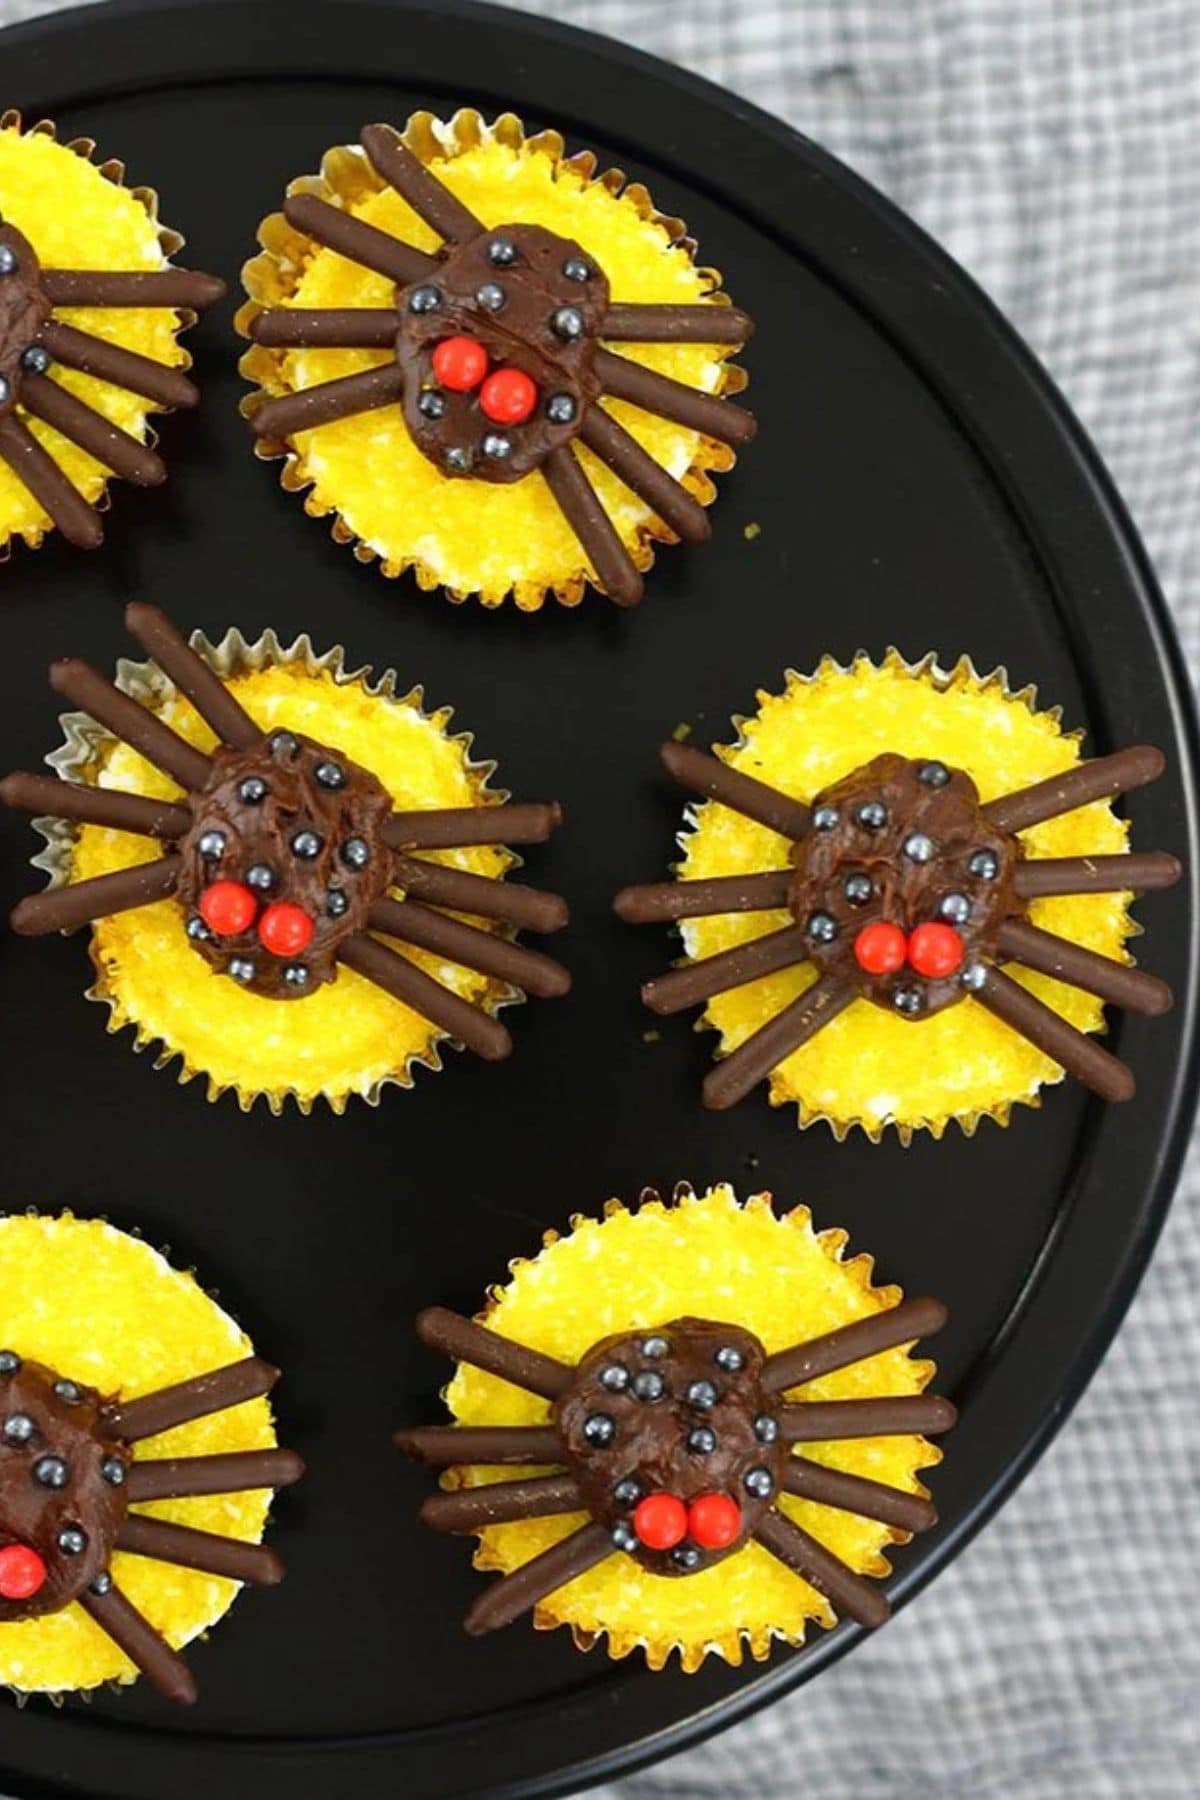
[
  {"left": 0, "top": 121, "right": 192, "bottom": 553},
  {"left": 0, "top": 1215, "right": 277, "bottom": 1696},
  {"left": 240, "top": 116, "right": 745, "bottom": 607},
  {"left": 63, "top": 650, "right": 511, "bottom": 1111},
  {"left": 442, "top": 1185, "right": 941, "bottom": 1671}
]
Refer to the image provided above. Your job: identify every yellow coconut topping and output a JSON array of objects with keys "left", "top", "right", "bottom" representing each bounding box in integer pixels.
[
  {"left": 0, "top": 1215, "right": 277, "bottom": 1696},
  {"left": 240, "top": 115, "right": 743, "bottom": 608},
  {"left": 442, "top": 1185, "right": 941, "bottom": 1672},
  {"left": 0, "top": 119, "right": 191, "bottom": 552},
  {"left": 65, "top": 651, "right": 511, "bottom": 1110},
  {"left": 675, "top": 655, "right": 1134, "bottom": 1139}
]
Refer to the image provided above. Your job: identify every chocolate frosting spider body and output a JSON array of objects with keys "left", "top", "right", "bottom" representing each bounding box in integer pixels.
[{"left": 0, "top": 224, "right": 50, "bottom": 411}]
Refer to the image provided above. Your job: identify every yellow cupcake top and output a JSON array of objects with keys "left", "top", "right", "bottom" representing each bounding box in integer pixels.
[
  {"left": 423, "top": 1184, "right": 946, "bottom": 1673},
  {"left": 667, "top": 653, "right": 1153, "bottom": 1139},
  {"left": 240, "top": 112, "right": 749, "bottom": 608},
  {"left": 0, "top": 1214, "right": 278, "bottom": 1697},
  {"left": 0, "top": 116, "right": 199, "bottom": 552}
]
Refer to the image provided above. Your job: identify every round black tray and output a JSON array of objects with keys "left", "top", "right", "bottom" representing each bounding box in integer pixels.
[{"left": 1, "top": 1, "right": 1197, "bottom": 1796}]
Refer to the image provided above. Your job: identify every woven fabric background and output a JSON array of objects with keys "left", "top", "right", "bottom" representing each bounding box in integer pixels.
[{"left": 2, "top": 1, "right": 1198, "bottom": 1796}]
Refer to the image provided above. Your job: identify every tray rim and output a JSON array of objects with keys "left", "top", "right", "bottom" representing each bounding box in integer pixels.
[{"left": 0, "top": 0, "right": 1197, "bottom": 1794}]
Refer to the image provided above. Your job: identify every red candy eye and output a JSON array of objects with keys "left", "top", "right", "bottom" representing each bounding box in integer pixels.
[
  {"left": 479, "top": 367, "right": 538, "bottom": 425},
  {"left": 687, "top": 1492, "right": 741, "bottom": 1550},
  {"left": 632, "top": 1492, "right": 688, "bottom": 1550},
  {"left": 854, "top": 920, "right": 907, "bottom": 975},
  {"left": 258, "top": 902, "right": 315, "bottom": 957},
  {"left": 199, "top": 881, "right": 257, "bottom": 937},
  {"left": 907, "top": 921, "right": 964, "bottom": 978},
  {"left": 431, "top": 336, "right": 488, "bottom": 392},
  {"left": 0, "top": 1544, "right": 47, "bottom": 1601}
]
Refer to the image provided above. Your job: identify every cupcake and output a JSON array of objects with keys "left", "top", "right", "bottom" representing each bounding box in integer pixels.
[
  {"left": 0, "top": 110, "right": 224, "bottom": 554},
  {"left": 397, "top": 1183, "right": 953, "bottom": 1671},
  {"left": 1, "top": 601, "right": 569, "bottom": 1112},
  {"left": 0, "top": 1213, "right": 303, "bottom": 1705},
  {"left": 614, "top": 653, "right": 1181, "bottom": 1139},
  {"left": 238, "top": 111, "right": 755, "bottom": 609}
]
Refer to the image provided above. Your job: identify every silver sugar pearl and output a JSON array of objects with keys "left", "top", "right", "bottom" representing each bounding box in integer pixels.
[
  {"left": 582, "top": 1412, "right": 615, "bottom": 1446},
  {"left": 53, "top": 1380, "right": 82, "bottom": 1405},
  {"left": 326, "top": 887, "right": 349, "bottom": 918},
  {"left": 90, "top": 1571, "right": 113, "bottom": 1596},
  {"left": 246, "top": 862, "right": 275, "bottom": 891},
  {"left": 475, "top": 281, "right": 506, "bottom": 312},
  {"left": 0, "top": 246, "right": 16, "bottom": 275},
  {"left": 744, "top": 1466, "right": 774, "bottom": 1499},
  {"left": 197, "top": 830, "right": 226, "bottom": 859},
  {"left": 844, "top": 872, "right": 873, "bottom": 906},
  {"left": 939, "top": 892, "right": 972, "bottom": 925},
  {"left": 807, "top": 911, "right": 838, "bottom": 944},
  {"left": 268, "top": 730, "right": 298, "bottom": 759},
  {"left": 563, "top": 256, "right": 591, "bottom": 282},
  {"left": 283, "top": 963, "right": 310, "bottom": 989},
  {"left": 960, "top": 961, "right": 989, "bottom": 992},
  {"left": 21, "top": 345, "right": 50, "bottom": 375},
  {"left": 671, "top": 1544, "right": 702, "bottom": 1570},
  {"left": 813, "top": 805, "right": 840, "bottom": 832},
  {"left": 917, "top": 761, "right": 950, "bottom": 787},
  {"left": 546, "top": 392, "right": 576, "bottom": 425},
  {"left": 482, "top": 432, "right": 512, "bottom": 460},
  {"left": 100, "top": 1457, "right": 126, "bottom": 1486},
  {"left": 753, "top": 1413, "right": 779, "bottom": 1444},
  {"left": 407, "top": 284, "right": 441, "bottom": 314},
  {"left": 550, "top": 305, "right": 585, "bottom": 340},
  {"left": 57, "top": 1526, "right": 87, "bottom": 1556},
  {"left": 685, "top": 1379, "right": 718, "bottom": 1411},
  {"left": 291, "top": 830, "right": 323, "bottom": 859},
  {"left": 687, "top": 1425, "right": 717, "bottom": 1455},
  {"left": 341, "top": 836, "right": 370, "bottom": 869},
  {"left": 902, "top": 832, "right": 935, "bottom": 864},
  {"left": 238, "top": 776, "right": 267, "bottom": 804},
  {"left": 893, "top": 985, "right": 924, "bottom": 1015},
  {"left": 641, "top": 1336, "right": 670, "bottom": 1359},
  {"left": 714, "top": 1345, "right": 744, "bottom": 1372},
  {"left": 228, "top": 957, "right": 257, "bottom": 984},
  {"left": 488, "top": 238, "right": 518, "bottom": 266},
  {"left": 418, "top": 388, "right": 447, "bottom": 420},
  {"left": 969, "top": 849, "right": 1000, "bottom": 881},
  {"left": 314, "top": 761, "right": 345, "bottom": 790},
  {"left": 33, "top": 1455, "right": 68, "bottom": 1489},
  {"left": 632, "top": 1370, "right": 666, "bottom": 1403},
  {"left": 0, "top": 1352, "right": 20, "bottom": 1376},
  {"left": 445, "top": 445, "right": 473, "bottom": 473},
  {"left": 613, "top": 1477, "right": 641, "bottom": 1506},
  {"left": 611, "top": 1522, "right": 637, "bottom": 1552},
  {"left": 599, "top": 1364, "right": 630, "bottom": 1392},
  {"left": 858, "top": 801, "right": 888, "bottom": 831},
  {"left": 186, "top": 912, "right": 212, "bottom": 942},
  {"left": 3, "top": 1413, "right": 35, "bottom": 1444}
]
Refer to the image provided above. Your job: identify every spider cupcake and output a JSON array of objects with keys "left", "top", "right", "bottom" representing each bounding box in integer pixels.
[
  {"left": 615, "top": 653, "right": 1181, "bottom": 1139},
  {"left": 0, "top": 110, "right": 224, "bottom": 554},
  {"left": 239, "top": 111, "right": 754, "bottom": 609},
  {"left": 397, "top": 1183, "right": 953, "bottom": 1669},
  {"left": 0, "top": 1214, "right": 303, "bottom": 1705},
  {"left": 1, "top": 603, "right": 569, "bottom": 1111}
]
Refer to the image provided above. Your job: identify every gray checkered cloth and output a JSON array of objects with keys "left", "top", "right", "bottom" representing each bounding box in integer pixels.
[{"left": 3, "top": 2, "right": 1199, "bottom": 1796}]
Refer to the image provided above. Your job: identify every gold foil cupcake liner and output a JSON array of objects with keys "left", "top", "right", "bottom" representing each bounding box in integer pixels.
[
  {"left": 238, "top": 108, "right": 747, "bottom": 609},
  {"left": 30, "top": 627, "right": 523, "bottom": 1114}
]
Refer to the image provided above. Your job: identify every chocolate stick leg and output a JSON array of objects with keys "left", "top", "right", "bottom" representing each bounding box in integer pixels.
[
  {"left": 105, "top": 1356, "right": 280, "bottom": 1442},
  {"left": 983, "top": 747, "right": 1165, "bottom": 833},
  {"left": 595, "top": 348, "right": 757, "bottom": 446},
  {"left": 40, "top": 320, "right": 198, "bottom": 410},
  {"left": 0, "top": 413, "right": 102, "bottom": 549},
  {"left": 124, "top": 601, "right": 261, "bottom": 750},
  {"left": 338, "top": 932, "right": 513, "bottom": 1061},
  {"left": 603, "top": 302, "right": 754, "bottom": 344},
  {"left": 754, "top": 1508, "right": 890, "bottom": 1629},
  {"left": 117, "top": 1514, "right": 284, "bottom": 1586},
  {"left": 383, "top": 802, "right": 563, "bottom": 852},
  {"left": 702, "top": 973, "right": 856, "bottom": 1112},
  {"left": 660, "top": 740, "right": 811, "bottom": 839},
  {"left": 251, "top": 363, "right": 405, "bottom": 441},
  {"left": 642, "top": 923, "right": 809, "bottom": 1016},
  {"left": 360, "top": 124, "right": 484, "bottom": 243},
  {"left": 21, "top": 374, "right": 165, "bottom": 486},
  {"left": 79, "top": 1582, "right": 197, "bottom": 1705},
  {"left": 249, "top": 308, "right": 400, "bottom": 349},
  {"left": 420, "top": 1473, "right": 582, "bottom": 1532},
  {"left": 48, "top": 658, "right": 212, "bottom": 791},
  {"left": 996, "top": 918, "right": 1173, "bottom": 1015},
  {"left": 42, "top": 268, "right": 227, "bottom": 309},
  {"left": 579, "top": 404, "right": 710, "bottom": 543},
  {"left": 1014, "top": 852, "right": 1183, "bottom": 898},
  {"left": 10, "top": 856, "right": 181, "bottom": 936},
  {"left": 779, "top": 1395, "right": 958, "bottom": 1442},
  {"left": 463, "top": 1522, "right": 613, "bottom": 1636},
  {"left": 542, "top": 445, "right": 644, "bottom": 607},
  {"left": 370, "top": 898, "right": 571, "bottom": 999},
  {"left": 783, "top": 1457, "right": 938, "bottom": 1533},
  {"left": 763, "top": 1297, "right": 949, "bottom": 1394},
  {"left": 615, "top": 870, "right": 793, "bottom": 923},
  {"left": 973, "top": 963, "right": 1136, "bottom": 1102},
  {"left": 126, "top": 1448, "right": 306, "bottom": 1502},
  {"left": 0, "top": 772, "right": 191, "bottom": 840},
  {"left": 391, "top": 853, "right": 568, "bottom": 933},
  {"left": 395, "top": 1425, "right": 562, "bottom": 1465},
  {"left": 283, "top": 193, "right": 438, "bottom": 286},
  {"left": 415, "top": 1306, "right": 574, "bottom": 1400}
]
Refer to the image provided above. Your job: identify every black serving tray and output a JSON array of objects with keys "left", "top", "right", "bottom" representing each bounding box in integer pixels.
[{"left": 0, "top": 1, "right": 1197, "bottom": 1795}]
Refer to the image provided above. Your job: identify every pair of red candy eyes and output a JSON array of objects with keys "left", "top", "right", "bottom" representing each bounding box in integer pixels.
[
  {"left": 632, "top": 1490, "right": 741, "bottom": 1552},
  {"left": 853, "top": 919, "right": 964, "bottom": 979},
  {"left": 0, "top": 1543, "right": 47, "bottom": 1601},
  {"left": 428, "top": 338, "right": 539, "bottom": 424},
  {"left": 198, "top": 882, "right": 313, "bottom": 955}
]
